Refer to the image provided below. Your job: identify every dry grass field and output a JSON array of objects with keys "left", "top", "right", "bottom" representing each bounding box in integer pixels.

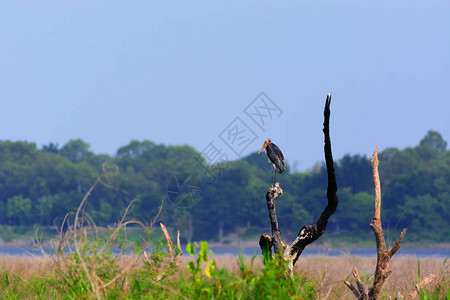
[
  {"left": 0, "top": 254, "right": 447, "bottom": 299},
  {"left": 212, "top": 255, "right": 448, "bottom": 299}
]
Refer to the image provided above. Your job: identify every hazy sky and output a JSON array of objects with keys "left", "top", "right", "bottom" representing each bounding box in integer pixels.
[{"left": 1, "top": 1, "right": 449, "bottom": 171}]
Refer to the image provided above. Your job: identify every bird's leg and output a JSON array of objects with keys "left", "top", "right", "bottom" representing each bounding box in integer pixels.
[
  {"left": 271, "top": 168, "right": 274, "bottom": 187},
  {"left": 274, "top": 169, "right": 277, "bottom": 186}
]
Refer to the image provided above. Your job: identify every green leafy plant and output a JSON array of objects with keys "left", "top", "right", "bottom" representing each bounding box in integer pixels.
[{"left": 237, "top": 250, "right": 256, "bottom": 279}]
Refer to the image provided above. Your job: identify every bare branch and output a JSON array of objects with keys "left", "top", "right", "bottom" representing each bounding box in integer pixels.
[
  {"left": 388, "top": 228, "right": 407, "bottom": 258},
  {"left": 352, "top": 267, "right": 367, "bottom": 297},
  {"left": 372, "top": 146, "right": 381, "bottom": 220},
  {"left": 175, "top": 230, "right": 183, "bottom": 265},
  {"left": 259, "top": 93, "right": 339, "bottom": 277},
  {"left": 160, "top": 223, "right": 176, "bottom": 271},
  {"left": 346, "top": 146, "right": 408, "bottom": 300},
  {"left": 344, "top": 281, "right": 364, "bottom": 300},
  {"left": 344, "top": 267, "right": 367, "bottom": 300},
  {"left": 285, "top": 92, "right": 339, "bottom": 266},
  {"left": 160, "top": 223, "right": 174, "bottom": 256}
]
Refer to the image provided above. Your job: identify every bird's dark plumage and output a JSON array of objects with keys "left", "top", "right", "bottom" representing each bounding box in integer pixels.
[
  {"left": 258, "top": 139, "right": 286, "bottom": 186},
  {"left": 266, "top": 143, "right": 285, "bottom": 173}
]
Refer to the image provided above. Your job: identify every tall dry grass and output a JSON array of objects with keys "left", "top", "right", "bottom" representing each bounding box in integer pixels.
[
  {"left": 1, "top": 254, "right": 447, "bottom": 299},
  {"left": 295, "top": 255, "right": 448, "bottom": 299},
  {"left": 188, "top": 255, "right": 448, "bottom": 299}
]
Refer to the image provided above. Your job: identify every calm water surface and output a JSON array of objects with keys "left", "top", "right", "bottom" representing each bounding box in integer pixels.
[{"left": 0, "top": 247, "right": 448, "bottom": 258}]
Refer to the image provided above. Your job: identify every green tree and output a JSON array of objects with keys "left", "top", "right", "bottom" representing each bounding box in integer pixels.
[
  {"left": 6, "top": 195, "right": 32, "bottom": 225},
  {"left": 60, "top": 139, "right": 93, "bottom": 163},
  {"left": 336, "top": 154, "right": 372, "bottom": 193},
  {"left": 0, "top": 133, "right": 448, "bottom": 244},
  {"left": 398, "top": 194, "right": 448, "bottom": 237},
  {"left": 42, "top": 142, "right": 59, "bottom": 154},
  {"left": 420, "top": 130, "right": 447, "bottom": 153},
  {"left": 99, "top": 200, "right": 114, "bottom": 223}
]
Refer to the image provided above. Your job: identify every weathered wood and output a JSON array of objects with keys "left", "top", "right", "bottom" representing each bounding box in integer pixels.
[
  {"left": 345, "top": 146, "right": 408, "bottom": 300},
  {"left": 259, "top": 93, "right": 339, "bottom": 276},
  {"left": 367, "top": 147, "right": 407, "bottom": 300},
  {"left": 284, "top": 93, "right": 338, "bottom": 271},
  {"left": 407, "top": 273, "right": 436, "bottom": 299},
  {"left": 264, "top": 183, "right": 284, "bottom": 254},
  {"left": 344, "top": 267, "right": 367, "bottom": 300},
  {"left": 259, "top": 233, "right": 273, "bottom": 263}
]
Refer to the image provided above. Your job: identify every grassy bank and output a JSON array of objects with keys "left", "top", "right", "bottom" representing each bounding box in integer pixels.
[{"left": 0, "top": 251, "right": 448, "bottom": 299}]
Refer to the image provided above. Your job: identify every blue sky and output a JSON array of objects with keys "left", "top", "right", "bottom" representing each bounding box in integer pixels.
[{"left": 1, "top": 1, "right": 449, "bottom": 171}]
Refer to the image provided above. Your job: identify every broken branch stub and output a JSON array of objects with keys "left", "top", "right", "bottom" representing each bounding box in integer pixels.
[{"left": 259, "top": 93, "right": 339, "bottom": 276}]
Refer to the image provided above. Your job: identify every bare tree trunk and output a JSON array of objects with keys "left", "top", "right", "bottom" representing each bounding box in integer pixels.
[
  {"left": 265, "top": 183, "right": 284, "bottom": 254},
  {"left": 345, "top": 146, "right": 407, "bottom": 300},
  {"left": 259, "top": 93, "right": 339, "bottom": 277}
]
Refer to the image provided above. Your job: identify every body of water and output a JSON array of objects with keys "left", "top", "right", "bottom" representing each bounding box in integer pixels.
[
  {"left": 0, "top": 247, "right": 449, "bottom": 258},
  {"left": 211, "top": 248, "right": 450, "bottom": 258}
]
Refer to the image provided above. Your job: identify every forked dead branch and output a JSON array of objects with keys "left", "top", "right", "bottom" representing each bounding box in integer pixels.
[
  {"left": 344, "top": 146, "right": 408, "bottom": 300},
  {"left": 259, "top": 93, "right": 339, "bottom": 276}
]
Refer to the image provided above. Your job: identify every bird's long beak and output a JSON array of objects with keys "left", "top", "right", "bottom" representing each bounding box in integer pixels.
[{"left": 258, "top": 142, "right": 267, "bottom": 154}]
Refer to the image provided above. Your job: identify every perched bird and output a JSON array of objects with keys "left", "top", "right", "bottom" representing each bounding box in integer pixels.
[{"left": 258, "top": 138, "right": 286, "bottom": 185}]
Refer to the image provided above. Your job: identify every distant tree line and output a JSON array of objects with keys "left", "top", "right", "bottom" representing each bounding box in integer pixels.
[{"left": 0, "top": 130, "right": 448, "bottom": 243}]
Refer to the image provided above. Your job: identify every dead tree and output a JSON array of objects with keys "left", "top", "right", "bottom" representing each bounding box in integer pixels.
[
  {"left": 344, "top": 146, "right": 407, "bottom": 300},
  {"left": 259, "top": 93, "right": 339, "bottom": 276}
]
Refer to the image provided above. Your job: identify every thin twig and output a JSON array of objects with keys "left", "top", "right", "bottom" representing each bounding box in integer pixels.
[{"left": 175, "top": 230, "right": 183, "bottom": 265}]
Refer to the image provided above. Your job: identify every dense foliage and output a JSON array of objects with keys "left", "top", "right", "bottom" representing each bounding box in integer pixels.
[{"left": 0, "top": 130, "right": 448, "bottom": 244}]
